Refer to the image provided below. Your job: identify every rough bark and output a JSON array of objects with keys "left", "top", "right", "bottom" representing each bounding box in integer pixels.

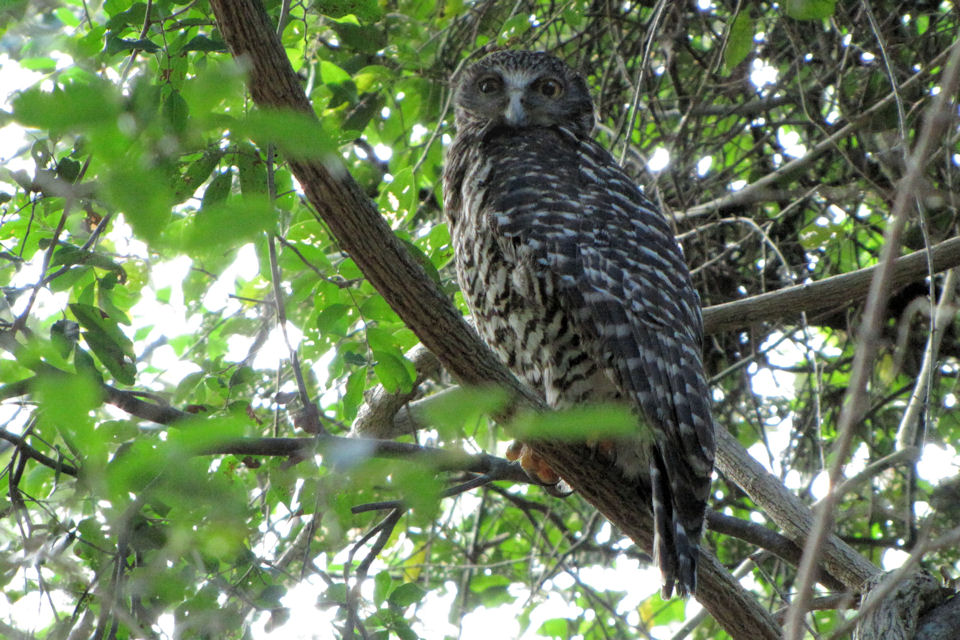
[
  {"left": 715, "top": 428, "right": 878, "bottom": 590},
  {"left": 916, "top": 592, "right": 960, "bottom": 640},
  {"left": 854, "top": 572, "right": 944, "bottom": 640}
]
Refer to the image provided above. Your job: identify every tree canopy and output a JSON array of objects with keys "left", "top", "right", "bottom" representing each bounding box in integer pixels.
[{"left": 1, "top": 1, "right": 959, "bottom": 639}]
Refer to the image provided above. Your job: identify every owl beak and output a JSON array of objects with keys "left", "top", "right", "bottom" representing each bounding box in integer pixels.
[{"left": 504, "top": 90, "right": 527, "bottom": 127}]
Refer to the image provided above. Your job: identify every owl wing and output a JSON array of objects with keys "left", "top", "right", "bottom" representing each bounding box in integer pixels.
[{"left": 481, "top": 127, "right": 715, "bottom": 596}]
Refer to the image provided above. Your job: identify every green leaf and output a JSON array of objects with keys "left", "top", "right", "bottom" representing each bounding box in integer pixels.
[
  {"left": 236, "top": 142, "right": 268, "bottom": 196},
  {"left": 12, "top": 81, "right": 120, "bottom": 133},
  {"left": 162, "top": 88, "right": 190, "bottom": 135},
  {"left": 69, "top": 303, "right": 136, "bottom": 385},
  {"left": 724, "top": 12, "right": 753, "bottom": 72},
  {"left": 328, "top": 21, "right": 387, "bottom": 54},
  {"left": 315, "top": 0, "right": 383, "bottom": 23},
  {"left": 103, "top": 164, "right": 175, "bottom": 245},
  {"left": 380, "top": 167, "right": 417, "bottom": 216},
  {"left": 51, "top": 319, "right": 80, "bottom": 357},
  {"left": 372, "top": 350, "right": 414, "bottom": 394},
  {"left": 19, "top": 57, "right": 57, "bottom": 71},
  {"left": 166, "top": 413, "right": 248, "bottom": 452},
  {"left": 33, "top": 372, "right": 100, "bottom": 431},
  {"left": 498, "top": 13, "right": 532, "bottom": 43},
  {"left": 321, "top": 583, "right": 348, "bottom": 606},
  {"left": 56, "top": 157, "right": 81, "bottom": 182},
  {"left": 175, "top": 148, "right": 224, "bottom": 202},
  {"left": 387, "top": 582, "right": 425, "bottom": 609},
  {"left": 316, "top": 303, "right": 352, "bottom": 336},
  {"left": 179, "top": 35, "right": 227, "bottom": 53},
  {"left": 320, "top": 60, "right": 358, "bottom": 109},
  {"left": 538, "top": 618, "right": 570, "bottom": 638},
  {"left": 105, "top": 3, "right": 147, "bottom": 29},
  {"left": 373, "top": 571, "right": 393, "bottom": 607},
  {"left": 469, "top": 574, "right": 510, "bottom": 593},
  {"left": 421, "top": 386, "right": 509, "bottom": 439},
  {"left": 201, "top": 169, "right": 234, "bottom": 209},
  {"left": 242, "top": 109, "right": 336, "bottom": 160},
  {"left": 183, "top": 195, "right": 274, "bottom": 254},
  {"left": 105, "top": 34, "right": 160, "bottom": 55},
  {"left": 511, "top": 404, "right": 638, "bottom": 441},
  {"left": 400, "top": 238, "right": 442, "bottom": 286},
  {"left": 342, "top": 370, "right": 366, "bottom": 420},
  {"left": 783, "top": 0, "right": 836, "bottom": 20}
]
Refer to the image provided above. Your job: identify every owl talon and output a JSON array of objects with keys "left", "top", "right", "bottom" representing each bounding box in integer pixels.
[{"left": 506, "top": 440, "right": 561, "bottom": 485}]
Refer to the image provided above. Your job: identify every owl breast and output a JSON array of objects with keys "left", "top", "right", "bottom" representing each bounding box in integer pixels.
[{"left": 445, "top": 126, "right": 617, "bottom": 409}]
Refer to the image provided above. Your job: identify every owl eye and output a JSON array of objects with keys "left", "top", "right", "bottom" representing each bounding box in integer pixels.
[
  {"left": 537, "top": 78, "right": 564, "bottom": 99},
  {"left": 477, "top": 76, "right": 502, "bottom": 94}
]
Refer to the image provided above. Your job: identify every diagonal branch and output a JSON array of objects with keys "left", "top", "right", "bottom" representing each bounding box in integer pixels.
[{"left": 203, "top": 2, "right": 879, "bottom": 637}]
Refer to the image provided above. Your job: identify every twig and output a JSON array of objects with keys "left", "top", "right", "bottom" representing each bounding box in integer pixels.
[
  {"left": 13, "top": 204, "right": 71, "bottom": 334},
  {"left": 896, "top": 268, "right": 957, "bottom": 449},
  {"left": 351, "top": 474, "right": 496, "bottom": 514},
  {"left": 0, "top": 429, "right": 79, "bottom": 478}
]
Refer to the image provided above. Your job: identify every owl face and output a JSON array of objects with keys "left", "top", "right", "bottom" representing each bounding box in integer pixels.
[{"left": 453, "top": 51, "right": 595, "bottom": 136}]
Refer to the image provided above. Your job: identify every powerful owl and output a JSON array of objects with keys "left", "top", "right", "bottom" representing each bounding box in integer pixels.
[{"left": 442, "top": 50, "right": 716, "bottom": 598}]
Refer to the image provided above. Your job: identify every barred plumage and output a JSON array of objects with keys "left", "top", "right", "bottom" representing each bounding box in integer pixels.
[{"left": 442, "top": 50, "right": 715, "bottom": 598}]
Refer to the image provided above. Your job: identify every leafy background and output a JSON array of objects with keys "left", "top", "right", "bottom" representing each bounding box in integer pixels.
[{"left": 1, "top": 0, "right": 959, "bottom": 638}]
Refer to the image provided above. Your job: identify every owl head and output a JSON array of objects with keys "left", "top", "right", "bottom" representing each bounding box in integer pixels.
[{"left": 453, "top": 50, "right": 595, "bottom": 137}]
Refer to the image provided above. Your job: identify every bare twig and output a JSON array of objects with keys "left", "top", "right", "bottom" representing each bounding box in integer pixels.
[
  {"left": 0, "top": 428, "right": 79, "bottom": 478},
  {"left": 896, "top": 268, "right": 958, "bottom": 449}
]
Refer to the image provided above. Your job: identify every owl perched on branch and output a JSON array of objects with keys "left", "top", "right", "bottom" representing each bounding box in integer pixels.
[{"left": 442, "top": 50, "right": 716, "bottom": 598}]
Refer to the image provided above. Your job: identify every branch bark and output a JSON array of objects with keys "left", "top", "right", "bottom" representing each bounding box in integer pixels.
[{"left": 702, "top": 236, "right": 960, "bottom": 336}]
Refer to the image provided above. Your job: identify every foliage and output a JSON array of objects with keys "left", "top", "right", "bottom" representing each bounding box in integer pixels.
[{"left": 1, "top": 0, "right": 958, "bottom": 639}]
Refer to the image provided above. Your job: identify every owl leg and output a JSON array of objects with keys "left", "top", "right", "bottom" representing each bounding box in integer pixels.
[{"left": 506, "top": 440, "right": 560, "bottom": 485}]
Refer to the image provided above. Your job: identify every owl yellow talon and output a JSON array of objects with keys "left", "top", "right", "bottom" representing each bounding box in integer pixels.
[{"left": 506, "top": 440, "right": 560, "bottom": 485}]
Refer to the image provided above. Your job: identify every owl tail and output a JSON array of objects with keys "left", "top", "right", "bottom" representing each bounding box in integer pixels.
[{"left": 649, "top": 453, "right": 699, "bottom": 599}]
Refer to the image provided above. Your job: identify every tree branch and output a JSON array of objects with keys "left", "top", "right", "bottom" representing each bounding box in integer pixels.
[
  {"left": 676, "top": 45, "right": 955, "bottom": 221},
  {"left": 784, "top": 39, "right": 960, "bottom": 640},
  {"left": 0, "top": 428, "right": 79, "bottom": 478},
  {"left": 702, "top": 236, "right": 960, "bottom": 335}
]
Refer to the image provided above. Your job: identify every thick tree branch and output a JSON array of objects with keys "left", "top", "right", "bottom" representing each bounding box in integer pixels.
[
  {"left": 208, "top": 2, "right": 778, "bottom": 637},
  {"left": 702, "top": 236, "right": 960, "bottom": 335}
]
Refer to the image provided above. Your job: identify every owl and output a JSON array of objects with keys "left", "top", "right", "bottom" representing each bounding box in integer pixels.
[{"left": 442, "top": 50, "right": 716, "bottom": 598}]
